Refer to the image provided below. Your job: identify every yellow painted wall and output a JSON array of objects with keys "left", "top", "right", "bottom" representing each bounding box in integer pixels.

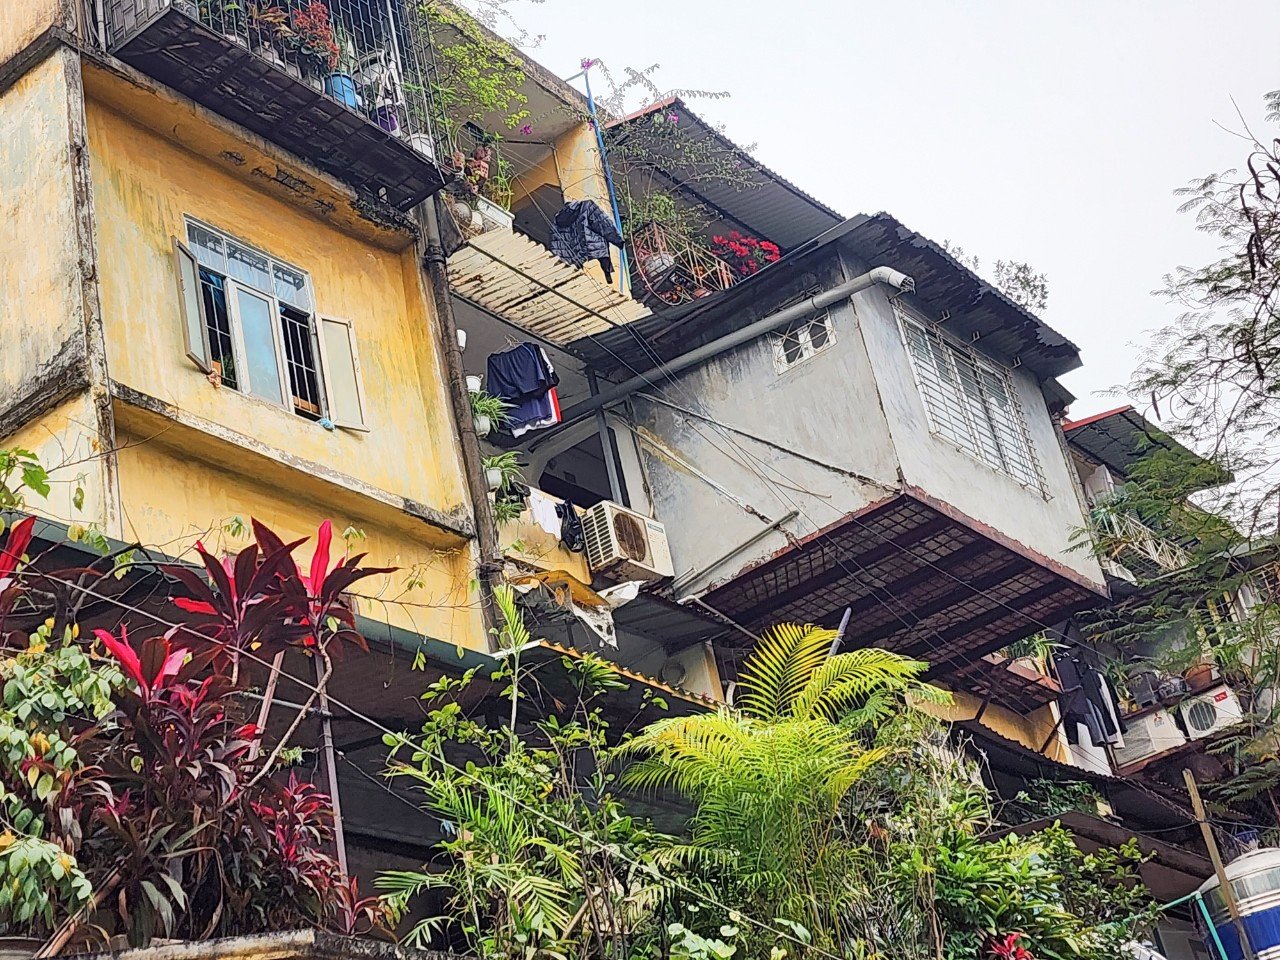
[
  {"left": 921, "top": 689, "right": 1070, "bottom": 764},
  {"left": 85, "top": 93, "right": 472, "bottom": 530},
  {"left": 2, "top": 394, "right": 109, "bottom": 530},
  {"left": 114, "top": 421, "right": 484, "bottom": 646},
  {"left": 0, "top": 53, "right": 84, "bottom": 409},
  {"left": 0, "top": 0, "right": 63, "bottom": 63},
  {"left": 508, "top": 122, "right": 623, "bottom": 291}
]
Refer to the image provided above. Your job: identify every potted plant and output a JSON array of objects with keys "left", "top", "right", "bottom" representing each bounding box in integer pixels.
[
  {"left": 288, "top": 1, "right": 340, "bottom": 92},
  {"left": 710, "top": 230, "right": 782, "bottom": 277},
  {"left": 469, "top": 390, "right": 510, "bottom": 438},
  {"left": 246, "top": 3, "right": 289, "bottom": 67},
  {"left": 482, "top": 451, "right": 522, "bottom": 493},
  {"left": 218, "top": 0, "right": 248, "bottom": 45}
]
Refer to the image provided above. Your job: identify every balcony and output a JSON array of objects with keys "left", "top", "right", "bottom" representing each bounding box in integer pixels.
[
  {"left": 1090, "top": 508, "right": 1191, "bottom": 580},
  {"left": 629, "top": 223, "right": 737, "bottom": 306},
  {"left": 101, "top": 0, "right": 444, "bottom": 209}
]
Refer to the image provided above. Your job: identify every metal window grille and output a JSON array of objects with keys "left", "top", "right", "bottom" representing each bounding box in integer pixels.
[
  {"left": 98, "top": 0, "right": 443, "bottom": 176},
  {"left": 773, "top": 312, "right": 835, "bottom": 372},
  {"left": 896, "top": 302, "right": 1047, "bottom": 493},
  {"left": 197, "top": 270, "right": 239, "bottom": 389},
  {"left": 186, "top": 218, "right": 323, "bottom": 418}
]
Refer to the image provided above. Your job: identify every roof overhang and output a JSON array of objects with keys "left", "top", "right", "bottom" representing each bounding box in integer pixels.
[
  {"left": 1063, "top": 405, "right": 1226, "bottom": 487},
  {"left": 839, "top": 213, "right": 1083, "bottom": 378},
  {"left": 698, "top": 490, "right": 1107, "bottom": 677},
  {"left": 607, "top": 98, "right": 844, "bottom": 250},
  {"left": 952, "top": 653, "right": 1063, "bottom": 714},
  {"left": 447, "top": 229, "right": 650, "bottom": 344}
]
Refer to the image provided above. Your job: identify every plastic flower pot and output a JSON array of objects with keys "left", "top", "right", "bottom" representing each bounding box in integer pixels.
[
  {"left": 324, "top": 73, "right": 360, "bottom": 109},
  {"left": 465, "top": 375, "right": 482, "bottom": 393},
  {"left": 407, "top": 131, "right": 436, "bottom": 159},
  {"left": 372, "top": 103, "right": 401, "bottom": 134},
  {"left": 474, "top": 414, "right": 492, "bottom": 438},
  {"left": 485, "top": 467, "right": 504, "bottom": 491}
]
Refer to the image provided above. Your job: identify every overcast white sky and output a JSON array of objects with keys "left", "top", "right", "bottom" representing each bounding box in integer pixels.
[{"left": 499, "top": 0, "right": 1280, "bottom": 416}]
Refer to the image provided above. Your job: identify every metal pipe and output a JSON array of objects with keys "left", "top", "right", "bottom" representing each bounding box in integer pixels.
[
  {"left": 588, "top": 370, "right": 624, "bottom": 503},
  {"left": 553, "top": 265, "right": 914, "bottom": 430},
  {"left": 1194, "top": 892, "right": 1231, "bottom": 960},
  {"left": 671, "top": 509, "right": 799, "bottom": 592},
  {"left": 581, "top": 66, "right": 630, "bottom": 294},
  {"left": 418, "top": 200, "right": 501, "bottom": 644}
]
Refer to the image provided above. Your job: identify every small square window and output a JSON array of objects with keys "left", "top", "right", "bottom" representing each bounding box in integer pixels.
[{"left": 773, "top": 312, "right": 835, "bottom": 372}]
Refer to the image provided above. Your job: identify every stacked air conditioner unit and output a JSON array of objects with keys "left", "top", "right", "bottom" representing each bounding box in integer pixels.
[
  {"left": 1112, "top": 708, "right": 1187, "bottom": 768},
  {"left": 1178, "top": 685, "right": 1244, "bottom": 740},
  {"left": 581, "top": 501, "right": 674, "bottom": 581}
]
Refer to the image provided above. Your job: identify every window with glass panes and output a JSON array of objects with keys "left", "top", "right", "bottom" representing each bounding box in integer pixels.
[
  {"left": 773, "top": 312, "right": 835, "bottom": 372},
  {"left": 184, "top": 219, "right": 324, "bottom": 419},
  {"left": 895, "top": 302, "right": 1045, "bottom": 492}
]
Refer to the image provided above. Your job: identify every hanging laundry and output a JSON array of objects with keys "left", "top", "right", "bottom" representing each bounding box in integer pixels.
[
  {"left": 557, "top": 500, "right": 586, "bottom": 553},
  {"left": 528, "top": 489, "right": 562, "bottom": 537},
  {"left": 549, "top": 200, "right": 624, "bottom": 278},
  {"left": 486, "top": 343, "right": 562, "bottom": 436}
]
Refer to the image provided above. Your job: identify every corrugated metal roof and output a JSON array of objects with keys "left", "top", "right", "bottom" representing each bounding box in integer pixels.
[
  {"left": 570, "top": 212, "right": 1085, "bottom": 380},
  {"left": 1063, "top": 406, "right": 1222, "bottom": 484},
  {"left": 608, "top": 98, "right": 844, "bottom": 250},
  {"left": 446, "top": 229, "right": 651, "bottom": 344}
]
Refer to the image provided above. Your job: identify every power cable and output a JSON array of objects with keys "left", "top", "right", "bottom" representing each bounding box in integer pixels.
[{"left": 15, "top": 570, "right": 854, "bottom": 960}]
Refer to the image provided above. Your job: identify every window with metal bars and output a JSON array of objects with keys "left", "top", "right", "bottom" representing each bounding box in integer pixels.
[
  {"left": 895, "top": 303, "right": 1045, "bottom": 493},
  {"left": 184, "top": 219, "right": 324, "bottom": 420},
  {"left": 773, "top": 312, "right": 835, "bottom": 372}
]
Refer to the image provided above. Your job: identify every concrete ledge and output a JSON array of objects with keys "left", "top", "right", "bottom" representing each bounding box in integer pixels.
[{"left": 111, "top": 382, "right": 475, "bottom": 544}]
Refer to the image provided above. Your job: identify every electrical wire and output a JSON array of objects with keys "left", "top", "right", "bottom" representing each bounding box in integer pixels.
[{"left": 13, "top": 570, "right": 853, "bottom": 960}]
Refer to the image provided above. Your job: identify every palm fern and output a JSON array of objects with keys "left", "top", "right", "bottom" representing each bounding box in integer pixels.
[{"left": 617, "top": 623, "right": 948, "bottom": 952}]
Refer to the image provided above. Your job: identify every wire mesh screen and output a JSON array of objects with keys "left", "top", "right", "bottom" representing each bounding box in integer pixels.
[{"left": 100, "top": 0, "right": 442, "bottom": 164}]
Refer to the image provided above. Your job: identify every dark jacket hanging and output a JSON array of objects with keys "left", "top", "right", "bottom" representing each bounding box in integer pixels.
[{"left": 550, "top": 200, "right": 624, "bottom": 271}]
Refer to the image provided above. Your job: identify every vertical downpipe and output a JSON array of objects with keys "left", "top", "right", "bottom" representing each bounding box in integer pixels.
[{"left": 418, "top": 200, "right": 501, "bottom": 645}]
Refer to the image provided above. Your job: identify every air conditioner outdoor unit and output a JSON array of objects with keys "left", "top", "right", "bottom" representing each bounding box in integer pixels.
[
  {"left": 581, "top": 501, "right": 674, "bottom": 581},
  {"left": 1178, "top": 685, "right": 1244, "bottom": 740},
  {"left": 1112, "top": 708, "right": 1187, "bottom": 768}
]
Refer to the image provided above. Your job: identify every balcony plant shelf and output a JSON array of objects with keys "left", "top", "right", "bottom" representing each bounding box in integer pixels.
[{"left": 102, "top": 0, "right": 445, "bottom": 210}]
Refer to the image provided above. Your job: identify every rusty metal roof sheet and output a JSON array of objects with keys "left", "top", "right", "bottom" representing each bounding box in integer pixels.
[
  {"left": 608, "top": 98, "right": 844, "bottom": 250},
  {"left": 571, "top": 212, "right": 1084, "bottom": 380},
  {"left": 447, "top": 230, "right": 651, "bottom": 344}
]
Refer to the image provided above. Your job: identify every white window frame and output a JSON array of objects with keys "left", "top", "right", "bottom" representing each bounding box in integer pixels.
[
  {"left": 224, "top": 280, "right": 292, "bottom": 407},
  {"left": 772, "top": 310, "right": 836, "bottom": 373},
  {"left": 181, "top": 217, "right": 364, "bottom": 429},
  {"left": 895, "top": 301, "right": 1047, "bottom": 494}
]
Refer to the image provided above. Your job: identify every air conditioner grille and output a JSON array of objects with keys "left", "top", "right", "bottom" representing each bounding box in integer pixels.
[
  {"left": 613, "top": 512, "right": 649, "bottom": 562},
  {"left": 1185, "top": 700, "right": 1219, "bottom": 734}
]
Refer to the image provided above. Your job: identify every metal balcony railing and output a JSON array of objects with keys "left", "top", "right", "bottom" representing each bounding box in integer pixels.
[
  {"left": 97, "top": 0, "right": 445, "bottom": 209},
  {"left": 1091, "top": 509, "right": 1191, "bottom": 578},
  {"left": 629, "top": 223, "right": 736, "bottom": 306}
]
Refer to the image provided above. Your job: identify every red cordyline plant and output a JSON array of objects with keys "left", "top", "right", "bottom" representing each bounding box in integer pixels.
[
  {"left": 0, "top": 516, "right": 392, "bottom": 946},
  {"left": 289, "top": 1, "right": 341, "bottom": 70},
  {"left": 710, "top": 230, "right": 781, "bottom": 278},
  {"left": 989, "top": 932, "right": 1035, "bottom": 960}
]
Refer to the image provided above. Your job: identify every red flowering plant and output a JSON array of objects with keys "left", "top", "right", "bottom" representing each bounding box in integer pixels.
[
  {"left": 0, "top": 514, "right": 392, "bottom": 946},
  {"left": 989, "top": 932, "right": 1035, "bottom": 960},
  {"left": 710, "top": 230, "right": 781, "bottom": 278},
  {"left": 288, "top": 1, "right": 341, "bottom": 71}
]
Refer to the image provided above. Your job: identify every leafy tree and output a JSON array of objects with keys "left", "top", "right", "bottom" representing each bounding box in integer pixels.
[
  {"left": 379, "top": 586, "right": 692, "bottom": 960},
  {"left": 1132, "top": 88, "right": 1280, "bottom": 539},
  {"left": 941, "top": 243, "right": 1050, "bottom": 313},
  {"left": 620, "top": 623, "right": 944, "bottom": 957}
]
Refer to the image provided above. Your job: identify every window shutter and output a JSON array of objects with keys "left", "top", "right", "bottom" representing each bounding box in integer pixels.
[
  {"left": 173, "top": 237, "right": 211, "bottom": 372},
  {"left": 317, "top": 316, "right": 367, "bottom": 431}
]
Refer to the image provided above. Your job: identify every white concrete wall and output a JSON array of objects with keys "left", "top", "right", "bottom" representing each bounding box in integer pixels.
[
  {"left": 630, "top": 252, "right": 902, "bottom": 594},
  {"left": 843, "top": 249, "right": 1106, "bottom": 591}
]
